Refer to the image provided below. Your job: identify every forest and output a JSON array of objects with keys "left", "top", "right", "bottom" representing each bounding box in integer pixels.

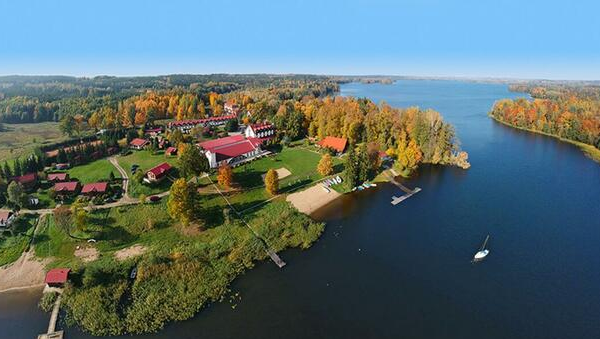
[{"left": 492, "top": 85, "right": 600, "bottom": 151}]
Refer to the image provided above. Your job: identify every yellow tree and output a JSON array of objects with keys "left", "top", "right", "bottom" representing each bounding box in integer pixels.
[
  {"left": 217, "top": 164, "right": 233, "bottom": 188},
  {"left": 317, "top": 153, "right": 333, "bottom": 176},
  {"left": 167, "top": 178, "right": 197, "bottom": 226},
  {"left": 264, "top": 169, "right": 279, "bottom": 195}
]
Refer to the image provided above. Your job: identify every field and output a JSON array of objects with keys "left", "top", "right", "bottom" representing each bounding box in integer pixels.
[
  {"left": 0, "top": 214, "right": 37, "bottom": 266},
  {"left": 117, "top": 150, "right": 179, "bottom": 197},
  {"left": 67, "top": 159, "right": 118, "bottom": 183},
  {"left": 0, "top": 122, "right": 67, "bottom": 161}
]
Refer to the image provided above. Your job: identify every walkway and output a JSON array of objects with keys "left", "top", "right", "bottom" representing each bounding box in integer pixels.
[{"left": 38, "top": 293, "right": 64, "bottom": 339}]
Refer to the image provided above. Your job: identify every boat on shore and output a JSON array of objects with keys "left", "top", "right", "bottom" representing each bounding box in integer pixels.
[{"left": 472, "top": 235, "right": 490, "bottom": 262}]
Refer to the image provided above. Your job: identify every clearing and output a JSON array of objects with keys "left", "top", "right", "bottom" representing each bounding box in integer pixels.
[{"left": 0, "top": 122, "right": 67, "bottom": 161}]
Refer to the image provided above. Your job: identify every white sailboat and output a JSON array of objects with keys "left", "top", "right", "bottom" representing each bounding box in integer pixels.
[{"left": 473, "top": 235, "right": 490, "bottom": 262}]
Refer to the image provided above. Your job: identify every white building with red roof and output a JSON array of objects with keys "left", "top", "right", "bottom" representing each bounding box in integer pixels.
[
  {"left": 245, "top": 123, "right": 276, "bottom": 140},
  {"left": 129, "top": 138, "right": 150, "bottom": 150},
  {"left": 145, "top": 162, "right": 173, "bottom": 183},
  {"left": 0, "top": 210, "right": 16, "bottom": 229},
  {"left": 168, "top": 115, "right": 237, "bottom": 133},
  {"left": 199, "top": 135, "right": 267, "bottom": 168}
]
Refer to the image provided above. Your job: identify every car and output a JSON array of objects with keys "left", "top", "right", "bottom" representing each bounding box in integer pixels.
[{"left": 149, "top": 195, "right": 161, "bottom": 202}]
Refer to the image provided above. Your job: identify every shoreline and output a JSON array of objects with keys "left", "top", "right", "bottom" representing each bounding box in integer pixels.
[
  {"left": 490, "top": 115, "right": 600, "bottom": 164},
  {"left": 0, "top": 251, "right": 48, "bottom": 294},
  {"left": 286, "top": 183, "right": 342, "bottom": 215}
]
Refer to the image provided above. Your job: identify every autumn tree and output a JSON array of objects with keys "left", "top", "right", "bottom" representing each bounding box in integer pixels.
[
  {"left": 178, "top": 144, "right": 209, "bottom": 179},
  {"left": 167, "top": 178, "right": 198, "bottom": 226},
  {"left": 264, "top": 169, "right": 279, "bottom": 195},
  {"left": 317, "top": 153, "right": 333, "bottom": 176},
  {"left": 217, "top": 164, "right": 233, "bottom": 188}
]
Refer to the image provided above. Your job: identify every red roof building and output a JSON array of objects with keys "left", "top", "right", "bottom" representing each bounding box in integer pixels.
[
  {"left": 53, "top": 181, "right": 81, "bottom": 195},
  {"left": 167, "top": 115, "right": 237, "bottom": 132},
  {"left": 245, "top": 123, "right": 276, "bottom": 140},
  {"left": 48, "top": 172, "right": 69, "bottom": 182},
  {"left": 11, "top": 173, "right": 38, "bottom": 190},
  {"left": 130, "top": 138, "right": 150, "bottom": 150},
  {"left": 45, "top": 268, "right": 71, "bottom": 287},
  {"left": 201, "top": 136, "right": 264, "bottom": 168},
  {"left": 165, "top": 146, "right": 177, "bottom": 156},
  {"left": 81, "top": 182, "right": 109, "bottom": 195},
  {"left": 0, "top": 210, "right": 16, "bottom": 228},
  {"left": 317, "top": 136, "right": 348, "bottom": 154},
  {"left": 145, "top": 162, "right": 173, "bottom": 183}
]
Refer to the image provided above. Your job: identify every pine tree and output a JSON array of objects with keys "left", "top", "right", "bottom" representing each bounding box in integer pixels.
[
  {"left": 357, "top": 143, "right": 371, "bottom": 183},
  {"left": 344, "top": 146, "right": 359, "bottom": 189}
]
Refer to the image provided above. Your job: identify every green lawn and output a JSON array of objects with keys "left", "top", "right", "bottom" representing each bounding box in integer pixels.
[
  {"left": 0, "top": 214, "right": 37, "bottom": 266},
  {"left": 117, "top": 150, "right": 179, "bottom": 197},
  {"left": 67, "top": 159, "right": 119, "bottom": 184}
]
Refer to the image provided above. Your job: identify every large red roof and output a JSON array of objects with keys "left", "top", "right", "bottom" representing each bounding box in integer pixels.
[
  {"left": 199, "top": 135, "right": 245, "bottom": 150},
  {"left": 81, "top": 182, "right": 108, "bottom": 194},
  {"left": 130, "top": 138, "right": 149, "bottom": 147},
  {"left": 250, "top": 123, "right": 275, "bottom": 132},
  {"left": 147, "top": 162, "right": 172, "bottom": 177},
  {"left": 54, "top": 181, "right": 80, "bottom": 192},
  {"left": 12, "top": 173, "right": 38, "bottom": 184},
  {"left": 318, "top": 136, "right": 348, "bottom": 153},
  {"left": 212, "top": 139, "right": 261, "bottom": 162},
  {"left": 45, "top": 268, "right": 70, "bottom": 284}
]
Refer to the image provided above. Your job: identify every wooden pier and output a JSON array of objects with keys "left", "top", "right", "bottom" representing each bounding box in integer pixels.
[
  {"left": 385, "top": 170, "right": 421, "bottom": 205},
  {"left": 266, "top": 249, "right": 286, "bottom": 268},
  {"left": 38, "top": 294, "right": 63, "bottom": 339}
]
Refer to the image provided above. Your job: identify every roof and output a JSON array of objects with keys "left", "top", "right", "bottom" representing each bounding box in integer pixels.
[
  {"left": 210, "top": 138, "right": 261, "bottom": 162},
  {"left": 0, "top": 210, "right": 13, "bottom": 224},
  {"left": 130, "top": 138, "right": 149, "bottom": 147},
  {"left": 54, "top": 181, "right": 80, "bottom": 192},
  {"left": 147, "top": 162, "right": 172, "bottom": 177},
  {"left": 81, "top": 182, "right": 109, "bottom": 194},
  {"left": 249, "top": 123, "right": 275, "bottom": 132},
  {"left": 318, "top": 136, "right": 348, "bottom": 153},
  {"left": 45, "top": 268, "right": 70, "bottom": 284},
  {"left": 48, "top": 173, "right": 68, "bottom": 181},
  {"left": 199, "top": 135, "right": 245, "bottom": 150},
  {"left": 165, "top": 146, "right": 177, "bottom": 154},
  {"left": 169, "top": 115, "right": 236, "bottom": 127},
  {"left": 12, "top": 173, "right": 38, "bottom": 184}
]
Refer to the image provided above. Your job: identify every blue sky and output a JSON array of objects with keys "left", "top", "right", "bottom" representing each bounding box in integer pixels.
[{"left": 0, "top": 0, "right": 598, "bottom": 79}]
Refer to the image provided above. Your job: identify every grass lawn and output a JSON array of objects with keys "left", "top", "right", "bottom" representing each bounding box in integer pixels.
[
  {"left": 0, "top": 214, "right": 37, "bottom": 266},
  {"left": 0, "top": 122, "right": 68, "bottom": 161},
  {"left": 67, "top": 159, "right": 119, "bottom": 183},
  {"left": 117, "top": 150, "right": 179, "bottom": 197}
]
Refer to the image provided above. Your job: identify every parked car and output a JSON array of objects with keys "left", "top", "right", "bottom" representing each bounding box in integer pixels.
[{"left": 149, "top": 195, "right": 161, "bottom": 203}]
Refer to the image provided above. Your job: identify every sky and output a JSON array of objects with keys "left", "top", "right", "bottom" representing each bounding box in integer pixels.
[{"left": 0, "top": 0, "right": 599, "bottom": 80}]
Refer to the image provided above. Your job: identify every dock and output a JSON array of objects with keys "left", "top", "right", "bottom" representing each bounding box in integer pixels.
[
  {"left": 385, "top": 170, "right": 421, "bottom": 205},
  {"left": 38, "top": 294, "right": 63, "bottom": 339},
  {"left": 266, "top": 249, "right": 286, "bottom": 268}
]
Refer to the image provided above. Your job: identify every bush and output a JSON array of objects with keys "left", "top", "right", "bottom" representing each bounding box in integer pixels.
[{"left": 39, "top": 292, "right": 58, "bottom": 312}]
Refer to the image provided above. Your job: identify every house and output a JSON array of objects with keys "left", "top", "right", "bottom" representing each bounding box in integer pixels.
[
  {"left": 165, "top": 146, "right": 178, "bottom": 157},
  {"left": 55, "top": 163, "right": 70, "bottom": 170},
  {"left": 0, "top": 210, "right": 16, "bottom": 229},
  {"left": 144, "top": 127, "right": 163, "bottom": 137},
  {"left": 167, "top": 115, "right": 237, "bottom": 133},
  {"left": 47, "top": 172, "right": 70, "bottom": 182},
  {"left": 317, "top": 136, "right": 348, "bottom": 154},
  {"left": 130, "top": 138, "right": 150, "bottom": 150},
  {"left": 53, "top": 181, "right": 81, "bottom": 197},
  {"left": 145, "top": 162, "right": 173, "bottom": 183},
  {"left": 81, "top": 182, "right": 109, "bottom": 196},
  {"left": 244, "top": 123, "right": 276, "bottom": 140},
  {"left": 224, "top": 102, "right": 240, "bottom": 114},
  {"left": 199, "top": 135, "right": 266, "bottom": 168},
  {"left": 45, "top": 268, "right": 70, "bottom": 288},
  {"left": 11, "top": 173, "right": 38, "bottom": 190}
]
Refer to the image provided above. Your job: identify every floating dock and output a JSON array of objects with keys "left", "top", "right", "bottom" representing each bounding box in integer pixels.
[{"left": 391, "top": 187, "right": 421, "bottom": 205}]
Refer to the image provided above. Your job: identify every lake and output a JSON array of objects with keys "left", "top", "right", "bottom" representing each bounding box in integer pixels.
[{"left": 2, "top": 80, "right": 600, "bottom": 339}]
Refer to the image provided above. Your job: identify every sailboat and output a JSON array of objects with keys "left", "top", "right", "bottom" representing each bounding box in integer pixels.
[{"left": 472, "top": 235, "right": 490, "bottom": 262}]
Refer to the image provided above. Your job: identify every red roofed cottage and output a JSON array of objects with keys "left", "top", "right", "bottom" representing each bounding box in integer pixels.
[
  {"left": 129, "top": 138, "right": 150, "bottom": 150},
  {"left": 81, "top": 182, "right": 109, "bottom": 196},
  {"left": 317, "top": 136, "right": 348, "bottom": 154},
  {"left": 45, "top": 268, "right": 71, "bottom": 287},
  {"left": 145, "top": 162, "right": 173, "bottom": 183}
]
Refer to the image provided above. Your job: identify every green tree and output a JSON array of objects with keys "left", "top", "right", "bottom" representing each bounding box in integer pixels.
[
  {"left": 264, "top": 169, "right": 279, "bottom": 195},
  {"left": 7, "top": 181, "right": 25, "bottom": 207},
  {"left": 167, "top": 178, "right": 198, "bottom": 226},
  {"left": 178, "top": 144, "right": 209, "bottom": 179},
  {"left": 357, "top": 143, "right": 371, "bottom": 183},
  {"left": 344, "top": 146, "right": 359, "bottom": 189}
]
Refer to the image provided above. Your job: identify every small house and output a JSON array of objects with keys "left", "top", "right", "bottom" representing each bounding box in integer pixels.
[
  {"left": 53, "top": 181, "right": 81, "bottom": 197},
  {"left": 0, "top": 210, "right": 16, "bottom": 229},
  {"left": 81, "top": 182, "right": 109, "bottom": 196},
  {"left": 245, "top": 123, "right": 276, "bottom": 140},
  {"left": 165, "top": 146, "right": 178, "bottom": 157},
  {"left": 317, "top": 136, "right": 348, "bottom": 154},
  {"left": 145, "top": 163, "right": 172, "bottom": 183},
  {"left": 47, "top": 172, "right": 70, "bottom": 183},
  {"left": 129, "top": 138, "right": 150, "bottom": 150},
  {"left": 45, "top": 268, "right": 70, "bottom": 288},
  {"left": 11, "top": 173, "right": 39, "bottom": 190}
]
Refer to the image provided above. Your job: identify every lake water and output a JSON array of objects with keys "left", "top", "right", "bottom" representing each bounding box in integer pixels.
[{"left": 2, "top": 80, "right": 600, "bottom": 339}]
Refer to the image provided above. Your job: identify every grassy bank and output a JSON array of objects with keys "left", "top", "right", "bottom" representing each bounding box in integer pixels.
[
  {"left": 67, "top": 159, "right": 119, "bottom": 183},
  {"left": 0, "top": 214, "right": 37, "bottom": 266},
  {"left": 117, "top": 150, "right": 179, "bottom": 197},
  {"left": 490, "top": 115, "right": 600, "bottom": 164},
  {"left": 0, "top": 122, "right": 67, "bottom": 161}
]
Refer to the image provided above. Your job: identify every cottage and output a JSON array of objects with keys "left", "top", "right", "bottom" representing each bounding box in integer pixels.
[
  {"left": 199, "top": 135, "right": 266, "bottom": 168},
  {"left": 167, "top": 115, "right": 237, "bottom": 133},
  {"left": 224, "top": 102, "right": 240, "bottom": 114},
  {"left": 81, "top": 182, "right": 109, "bottom": 196},
  {"left": 45, "top": 268, "right": 70, "bottom": 288},
  {"left": 11, "top": 173, "right": 38, "bottom": 190},
  {"left": 317, "top": 136, "right": 348, "bottom": 154},
  {"left": 244, "top": 123, "right": 276, "bottom": 140},
  {"left": 145, "top": 162, "right": 173, "bottom": 183},
  {"left": 47, "top": 172, "right": 70, "bottom": 182},
  {"left": 165, "top": 146, "right": 178, "bottom": 157},
  {"left": 53, "top": 181, "right": 81, "bottom": 197},
  {"left": 129, "top": 138, "right": 150, "bottom": 150},
  {"left": 0, "top": 210, "right": 16, "bottom": 229}
]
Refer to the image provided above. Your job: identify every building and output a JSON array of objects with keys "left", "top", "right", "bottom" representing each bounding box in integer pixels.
[
  {"left": 199, "top": 135, "right": 266, "bottom": 168},
  {"left": 81, "top": 182, "right": 109, "bottom": 196},
  {"left": 11, "top": 173, "right": 38, "bottom": 190},
  {"left": 47, "top": 172, "right": 70, "bottom": 182},
  {"left": 244, "top": 123, "right": 276, "bottom": 140},
  {"left": 45, "top": 268, "right": 70, "bottom": 288},
  {"left": 167, "top": 115, "right": 237, "bottom": 133},
  {"left": 0, "top": 210, "right": 16, "bottom": 229},
  {"left": 53, "top": 181, "right": 81, "bottom": 197},
  {"left": 165, "top": 146, "right": 178, "bottom": 157},
  {"left": 317, "top": 136, "right": 348, "bottom": 154},
  {"left": 224, "top": 102, "right": 240, "bottom": 114},
  {"left": 130, "top": 138, "right": 150, "bottom": 150},
  {"left": 145, "top": 162, "right": 173, "bottom": 183}
]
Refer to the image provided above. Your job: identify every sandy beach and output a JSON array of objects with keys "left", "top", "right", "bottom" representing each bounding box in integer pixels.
[
  {"left": 0, "top": 251, "right": 48, "bottom": 293},
  {"left": 286, "top": 184, "right": 341, "bottom": 215}
]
